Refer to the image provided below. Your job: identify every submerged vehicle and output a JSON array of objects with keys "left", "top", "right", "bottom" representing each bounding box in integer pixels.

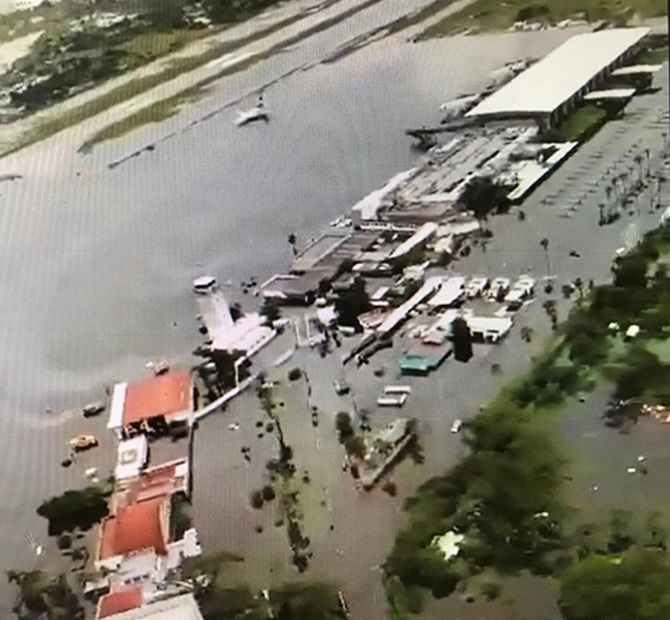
[
  {"left": 69, "top": 434, "right": 99, "bottom": 452},
  {"left": 465, "top": 276, "right": 489, "bottom": 298},
  {"left": 235, "top": 105, "right": 269, "bottom": 127},
  {"left": 82, "top": 401, "right": 105, "bottom": 417}
]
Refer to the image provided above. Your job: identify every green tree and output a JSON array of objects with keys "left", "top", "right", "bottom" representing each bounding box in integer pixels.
[
  {"left": 459, "top": 176, "right": 509, "bottom": 227},
  {"left": 145, "top": 0, "right": 185, "bottom": 30},
  {"left": 559, "top": 548, "right": 670, "bottom": 620},
  {"left": 614, "top": 254, "right": 648, "bottom": 288},
  {"left": 344, "top": 435, "right": 367, "bottom": 460},
  {"left": 335, "top": 412, "right": 353, "bottom": 442},
  {"left": 37, "top": 486, "right": 110, "bottom": 536},
  {"left": 334, "top": 277, "right": 370, "bottom": 329}
]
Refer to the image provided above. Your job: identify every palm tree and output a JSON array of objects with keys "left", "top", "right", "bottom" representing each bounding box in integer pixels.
[
  {"left": 287, "top": 233, "right": 297, "bottom": 256},
  {"left": 644, "top": 148, "right": 651, "bottom": 179},
  {"left": 481, "top": 238, "right": 491, "bottom": 274},
  {"left": 540, "top": 237, "right": 550, "bottom": 276},
  {"left": 634, "top": 153, "right": 644, "bottom": 186}
]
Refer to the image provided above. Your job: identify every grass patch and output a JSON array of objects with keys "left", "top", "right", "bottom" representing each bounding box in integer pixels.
[
  {"left": 120, "top": 29, "right": 215, "bottom": 61},
  {"left": 543, "top": 104, "right": 608, "bottom": 143},
  {"left": 3, "top": 0, "right": 387, "bottom": 157},
  {"left": 80, "top": 84, "right": 210, "bottom": 150},
  {"left": 419, "top": 0, "right": 667, "bottom": 38}
]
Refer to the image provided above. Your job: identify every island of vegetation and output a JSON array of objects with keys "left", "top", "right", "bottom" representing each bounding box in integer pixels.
[
  {"left": 420, "top": 0, "right": 668, "bottom": 39},
  {"left": 384, "top": 226, "right": 670, "bottom": 619}
]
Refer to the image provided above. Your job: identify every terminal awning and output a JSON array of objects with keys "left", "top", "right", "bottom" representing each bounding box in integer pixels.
[
  {"left": 583, "top": 88, "right": 636, "bottom": 101},
  {"left": 611, "top": 64, "right": 663, "bottom": 76}
]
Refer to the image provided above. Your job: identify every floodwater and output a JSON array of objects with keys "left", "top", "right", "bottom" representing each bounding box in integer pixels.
[{"left": 0, "top": 0, "right": 665, "bottom": 616}]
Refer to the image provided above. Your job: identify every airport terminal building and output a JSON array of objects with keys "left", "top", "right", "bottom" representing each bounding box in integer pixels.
[{"left": 466, "top": 27, "right": 650, "bottom": 129}]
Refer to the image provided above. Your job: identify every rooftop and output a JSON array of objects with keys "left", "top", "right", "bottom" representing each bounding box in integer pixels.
[
  {"left": 291, "top": 230, "right": 379, "bottom": 274},
  {"left": 115, "top": 436, "right": 149, "bottom": 482},
  {"left": 113, "top": 458, "right": 189, "bottom": 511},
  {"left": 93, "top": 593, "right": 204, "bottom": 620},
  {"left": 466, "top": 28, "right": 649, "bottom": 117},
  {"left": 611, "top": 63, "right": 663, "bottom": 76},
  {"left": 108, "top": 371, "right": 193, "bottom": 430},
  {"left": 99, "top": 496, "right": 168, "bottom": 560},
  {"left": 97, "top": 587, "right": 143, "bottom": 619},
  {"left": 583, "top": 87, "right": 637, "bottom": 101},
  {"left": 427, "top": 276, "right": 467, "bottom": 308}
]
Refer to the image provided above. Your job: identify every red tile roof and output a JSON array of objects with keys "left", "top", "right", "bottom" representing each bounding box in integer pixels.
[
  {"left": 113, "top": 459, "right": 189, "bottom": 511},
  {"left": 97, "top": 587, "right": 142, "bottom": 618},
  {"left": 99, "top": 496, "right": 168, "bottom": 559},
  {"left": 122, "top": 370, "right": 192, "bottom": 426}
]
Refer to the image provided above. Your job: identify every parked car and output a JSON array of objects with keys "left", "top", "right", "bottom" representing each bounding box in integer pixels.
[
  {"left": 333, "top": 379, "right": 350, "bottom": 396},
  {"left": 451, "top": 419, "right": 463, "bottom": 433},
  {"left": 82, "top": 401, "right": 105, "bottom": 418},
  {"left": 465, "top": 276, "right": 489, "bottom": 298},
  {"left": 69, "top": 434, "right": 99, "bottom": 452},
  {"left": 487, "top": 277, "right": 511, "bottom": 301}
]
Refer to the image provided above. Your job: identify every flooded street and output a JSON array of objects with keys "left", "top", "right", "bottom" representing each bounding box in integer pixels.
[{"left": 0, "top": 0, "right": 666, "bottom": 615}]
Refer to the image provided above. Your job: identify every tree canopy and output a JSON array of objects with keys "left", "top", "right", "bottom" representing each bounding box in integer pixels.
[
  {"left": 37, "top": 485, "right": 110, "bottom": 536},
  {"left": 559, "top": 548, "right": 670, "bottom": 620},
  {"left": 459, "top": 175, "right": 509, "bottom": 222}
]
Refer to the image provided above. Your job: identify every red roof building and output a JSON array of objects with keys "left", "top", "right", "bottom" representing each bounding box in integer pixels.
[
  {"left": 112, "top": 459, "right": 190, "bottom": 512},
  {"left": 108, "top": 371, "right": 194, "bottom": 434},
  {"left": 98, "top": 496, "right": 169, "bottom": 561},
  {"left": 96, "top": 586, "right": 143, "bottom": 619}
]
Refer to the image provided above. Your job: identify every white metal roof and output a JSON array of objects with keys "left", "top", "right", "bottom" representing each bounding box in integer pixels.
[
  {"left": 611, "top": 64, "right": 663, "bottom": 76},
  {"left": 115, "top": 436, "right": 149, "bottom": 481},
  {"left": 427, "top": 276, "right": 466, "bottom": 308},
  {"left": 466, "top": 28, "right": 649, "bottom": 117},
  {"left": 467, "top": 316, "right": 513, "bottom": 335},
  {"left": 583, "top": 88, "right": 636, "bottom": 101},
  {"left": 107, "top": 382, "right": 128, "bottom": 431},
  {"left": 389, "top": 222, "right": 438, "bottom": 259}
]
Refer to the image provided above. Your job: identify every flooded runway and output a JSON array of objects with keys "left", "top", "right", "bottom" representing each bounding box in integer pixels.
[{"left": 0, "top": 4, "right": 657, "bottom": 615}]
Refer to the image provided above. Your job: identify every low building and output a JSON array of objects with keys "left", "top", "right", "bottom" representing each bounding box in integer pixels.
[
  {"left": 259, "top": 271, "right": 329, "bottom": 305},
  {"left": 95, "top": 494, "right": 201, "bottom": 590},
  {"left": 426, "top": 276, "right": 467, "bottom": 310},
  {"left": 400, "top": 339, "right": 453, "bottom": 376},
  {"left": 466, "top": 28, "right": 650, "bottom": 129},
  {"left": 95, "top": 591, "right": 204, "bottom": 620},
  {"left": 112, "top": 459, "right": 191, "bottom": 512},
  {"left": 466, "top": 316, "right": 513, "bottom": 343},
  {"left": 96, "top": 586, "right": 143, "bottom": 619},
  {"left": 108, "top": 371, "right": 195, "bottom": 440},
  {"left": 387, "top": 222, "right": 438, "bottom": 262},
  {"left": 425, "top": 309, "right": 513, "bottom": 344},
  {"left": 115, "top": 436, "right": 149, "bottom": 482}
]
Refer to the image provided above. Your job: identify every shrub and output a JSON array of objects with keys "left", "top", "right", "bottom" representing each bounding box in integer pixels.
[
  {"left": 57, "top": 534, "right": 72, "bottom": 550},
  {"left": 261, "top": 485, "right": 276, "bottom": 502},
  {"left": 288, "top": 368, "right": 301, "bottom": 381},
  {"left": 250, "top": 491, "right": 264, "bottom": 509},
  {"left": 37, "top": 486, "right": 110, "bottom": 536},
  {"left": 515, "top": 4, "right": 550, "bottom": 22},
  {"left": 335, "top": 411, "right": 353, "bottom": 442},
  {"left": 480, "top": 579, "right": 502, "bottom": 601}
]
